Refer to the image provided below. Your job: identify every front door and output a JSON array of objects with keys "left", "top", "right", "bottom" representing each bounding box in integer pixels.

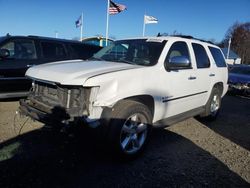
[
  {"left": 0, "top": 38, "right": 38, "bottom": 97},
  {"left": 161, "top": 41, "right": 200, "bottom": 118}
]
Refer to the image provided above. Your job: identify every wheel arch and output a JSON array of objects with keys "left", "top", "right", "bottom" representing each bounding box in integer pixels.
[
  {"left": 213, "top": 82, "right": 224, "bottom": 96},
  {"left": 101, "top": 94, "right": 155, "bottom": 120},
  {"left": 123, "top": 95, "right": 155, "bottom": 117}
]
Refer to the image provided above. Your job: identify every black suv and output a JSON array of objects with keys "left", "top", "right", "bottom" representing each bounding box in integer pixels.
[{"left": 0, "top": 35, "right": 101, "bottom": 99}]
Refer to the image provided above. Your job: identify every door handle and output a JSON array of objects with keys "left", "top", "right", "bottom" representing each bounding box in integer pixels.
[
  {"left": 188, "top": 76, "right": 196, "bottom": 80},
  {"left": 209, "top": 73, "right": 215, "bottom": 77}
]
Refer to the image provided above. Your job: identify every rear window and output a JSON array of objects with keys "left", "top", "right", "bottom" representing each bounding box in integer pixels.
[{"left": 209, "top": 47, "right": 227, "bottom": 67}]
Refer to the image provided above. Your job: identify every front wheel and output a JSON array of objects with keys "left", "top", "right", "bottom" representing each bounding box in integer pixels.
[
  {"left": 204, "top": 87, "right": 222, "bottom": 120},
  {"left": 107, "top": 100, "right": 152, "bottom": 159}
]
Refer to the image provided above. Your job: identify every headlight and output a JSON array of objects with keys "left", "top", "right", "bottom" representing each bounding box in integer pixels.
[{"left": 88, "top": 86, "right": 100, "bottom": 114}]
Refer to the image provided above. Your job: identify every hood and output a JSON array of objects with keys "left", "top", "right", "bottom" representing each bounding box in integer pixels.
[
  {"left": 26, "top": 60, "right": 141, "bottom": 85},
  {"left": 229, "top": 73, "right": 250, "bottom": 84}
]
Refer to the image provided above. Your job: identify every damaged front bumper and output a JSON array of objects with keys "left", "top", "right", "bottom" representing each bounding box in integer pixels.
[
  {"left": 19, "top": 98, "right": 101, "bottom": 128},
  {"left": 228, "top": 82, "right": 250, "bottom": 95},
  {"left": 18, "top": 80, "right": 101, "bottom": 128}
]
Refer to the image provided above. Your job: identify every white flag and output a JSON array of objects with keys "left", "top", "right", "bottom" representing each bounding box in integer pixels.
[{"left": 144, "top": 15, "right": 158, "bottom": 24}]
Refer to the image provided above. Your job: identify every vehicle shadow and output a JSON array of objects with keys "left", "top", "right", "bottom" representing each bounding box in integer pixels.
[
  {"left": 0, "top": 124, "right": 249, "bottom": 187},
  {"left": 199, "top": 94, "right": 250, "bottom": 151}
]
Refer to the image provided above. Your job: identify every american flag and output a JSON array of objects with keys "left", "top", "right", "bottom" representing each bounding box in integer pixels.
[{"left": 109, "top": 0, "right": 126, "bottom": 15}]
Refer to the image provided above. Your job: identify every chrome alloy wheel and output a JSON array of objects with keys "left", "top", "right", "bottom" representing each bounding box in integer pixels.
[
  {"left": 120, "top": 113, "right": 148, "bottom": 154},
  {"left": 210, "top": 94, "right": 220, "bottom": 115}
]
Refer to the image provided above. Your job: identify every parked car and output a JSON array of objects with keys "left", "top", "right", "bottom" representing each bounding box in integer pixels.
[
  {"left": 0, "top": 35, "right": 102, "bottom": 99},
  {"left": 19, "top": 36, "right": 228, "bottom": 159},
  {"left": 228, "top": 65, "right": 250, "bottom": 95}
]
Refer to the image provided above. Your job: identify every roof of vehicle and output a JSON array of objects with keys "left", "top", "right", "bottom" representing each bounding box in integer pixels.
[
  {"left": 116, "top": 35, "right": 219, "bottom": 48},
  {"left": 0, "top": 34, "right": 88, "bottom": 45}
]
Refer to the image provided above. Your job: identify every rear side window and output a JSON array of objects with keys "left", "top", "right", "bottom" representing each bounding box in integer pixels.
[
  {"left": 41, "top": 42, "right": 67, "bottom": 59},
  {"left": 192, "top": 43, "right": 210, "bottom": 68},
  {"left": 209, "top": 47, "right": 227, "bottom": 67}
]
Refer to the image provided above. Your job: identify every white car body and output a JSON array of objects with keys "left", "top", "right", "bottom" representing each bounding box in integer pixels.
[{"left": 25, "top": 36, "right": 228, "bottom": 126}]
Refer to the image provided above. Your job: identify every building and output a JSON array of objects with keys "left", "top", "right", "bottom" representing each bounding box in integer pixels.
[
  {"left": 81, "top": 36, "right": 114, "bottom": 47},
  {"left": 221, "top": 48, "right": 241, "bottom": 65}
]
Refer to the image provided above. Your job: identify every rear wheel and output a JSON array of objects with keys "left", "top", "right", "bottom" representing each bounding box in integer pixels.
[{"left": 107, "top": 100, "right": 152, "bottom": 159}]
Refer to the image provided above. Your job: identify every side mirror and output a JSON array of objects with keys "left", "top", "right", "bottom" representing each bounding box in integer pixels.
[
  {"left": 166, "top": 56, "right": 191, "bottom": 71},
  {"left": 0, "top": 49, "right": 10, "bottom": 58}
]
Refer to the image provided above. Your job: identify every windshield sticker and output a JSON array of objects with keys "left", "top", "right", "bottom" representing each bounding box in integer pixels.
[{"left": 146, "top": 38, "right": 164, "bottom": 43}]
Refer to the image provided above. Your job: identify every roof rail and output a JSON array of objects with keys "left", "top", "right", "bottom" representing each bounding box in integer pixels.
[
  {"left": 27, "top": 35, "right": 40, "bottom": 38},
  {"left": 157, "top": 33, "right": 214, "bottom": 44},
  {"left": 170, "top": 35, "right": 194, "bottom": 39}
]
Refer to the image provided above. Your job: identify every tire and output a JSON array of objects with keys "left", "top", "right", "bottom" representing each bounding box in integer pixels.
[
  {"left": 107, "top": 100, "right": 152, "bottom": 159},
  {"left": 204, "top": 87, "right": 222, "bottom": 120}
]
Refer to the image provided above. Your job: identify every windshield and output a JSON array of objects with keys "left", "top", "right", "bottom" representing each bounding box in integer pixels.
[
  {"left": 92, "top": 39, "right": 166, "bottom": 66},
  {"left": 230, "top": 66, "right": 250, "bottom": 75}
]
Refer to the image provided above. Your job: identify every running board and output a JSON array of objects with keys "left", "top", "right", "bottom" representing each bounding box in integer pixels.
[{"left": 153, "top": 106, "right": 205, "bottom": 128}]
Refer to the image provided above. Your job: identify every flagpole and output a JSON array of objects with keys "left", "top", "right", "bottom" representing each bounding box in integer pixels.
[
  {"left": 143, "top": 14, "right": 146, "bottom": 37},
  {"left": 80, "top": 12, "right": 83, "bottom": 41},
  {"left": 105, "top": 0, "right": 110, "bottom": 46}
]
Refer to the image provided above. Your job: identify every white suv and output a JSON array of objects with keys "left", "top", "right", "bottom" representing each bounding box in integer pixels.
[{"left": 20, "top": 36, "right": 228, "bottom": 158}]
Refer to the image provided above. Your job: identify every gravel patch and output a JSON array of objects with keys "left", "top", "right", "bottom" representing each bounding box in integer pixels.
[{"left": 0, "top": 95, "right": 249, "bottom": 187}]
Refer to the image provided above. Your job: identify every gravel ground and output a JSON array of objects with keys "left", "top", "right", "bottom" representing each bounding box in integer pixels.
[{"left": 0, "top": 94, "right": 249, "bottom": 187}]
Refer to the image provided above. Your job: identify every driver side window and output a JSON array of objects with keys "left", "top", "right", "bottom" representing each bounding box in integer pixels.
[
  {"left": 165, "top": 41, "right": 190, "bottom": 64},
  {"left": 1, "top": 40, "right": 37, "bottom": 60}
]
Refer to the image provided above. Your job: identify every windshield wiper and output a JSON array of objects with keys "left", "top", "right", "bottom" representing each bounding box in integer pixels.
[
  {"left": 116, "top": 59, "right": 134, "bottom": 65},
  {"left": 88, "top": 57, "right": 104, "bottom": 61}
]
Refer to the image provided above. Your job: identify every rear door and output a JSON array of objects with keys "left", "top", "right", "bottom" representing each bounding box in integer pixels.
[
  {"left": 0, "top": 38, "right": 38, "bottom": 96},
  {"left": 190, "top": 42, "right": 213, "bottom": 105},
  {"left": 69, "top": 43, "right": 102, "bottom": 60}
]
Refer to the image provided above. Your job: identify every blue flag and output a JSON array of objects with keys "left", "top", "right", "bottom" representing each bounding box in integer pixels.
[{"left": 75, "top": 15, "right": 82, "bottom": 28}]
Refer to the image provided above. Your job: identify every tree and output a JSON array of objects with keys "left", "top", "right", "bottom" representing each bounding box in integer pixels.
[{"left": 221, "top": 22, "right": 250, "bottom": 64}]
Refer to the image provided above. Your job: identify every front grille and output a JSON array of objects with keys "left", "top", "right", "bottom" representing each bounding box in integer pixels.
[{"left": 29, "top": 80, "right": 91, "bottom": 118}]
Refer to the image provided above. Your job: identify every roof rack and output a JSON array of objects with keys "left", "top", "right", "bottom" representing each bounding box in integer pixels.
[
  {"left": 157, "top": 33, "right": 214, "bottom": 44},
  {"left": 27, "top": 35, "right": 40, "bottom": 38}
]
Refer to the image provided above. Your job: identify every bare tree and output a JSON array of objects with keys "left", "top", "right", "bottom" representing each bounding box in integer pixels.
[{"left": 222, "top": 22, "right": 250, "bottom": 64}]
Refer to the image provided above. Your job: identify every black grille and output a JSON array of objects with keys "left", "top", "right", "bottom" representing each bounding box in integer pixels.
[{"left": 29, "top": 80, "right": 90, "bottom": 117}]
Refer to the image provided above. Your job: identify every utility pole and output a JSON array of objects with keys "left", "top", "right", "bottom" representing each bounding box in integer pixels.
[{"left": 227, "top": 38, "right": 231, "bottom": 59}]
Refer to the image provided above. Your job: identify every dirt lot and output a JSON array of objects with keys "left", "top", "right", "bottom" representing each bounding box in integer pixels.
[{"left": 0, "top": 95, "right": 249, "bottom": 187}]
